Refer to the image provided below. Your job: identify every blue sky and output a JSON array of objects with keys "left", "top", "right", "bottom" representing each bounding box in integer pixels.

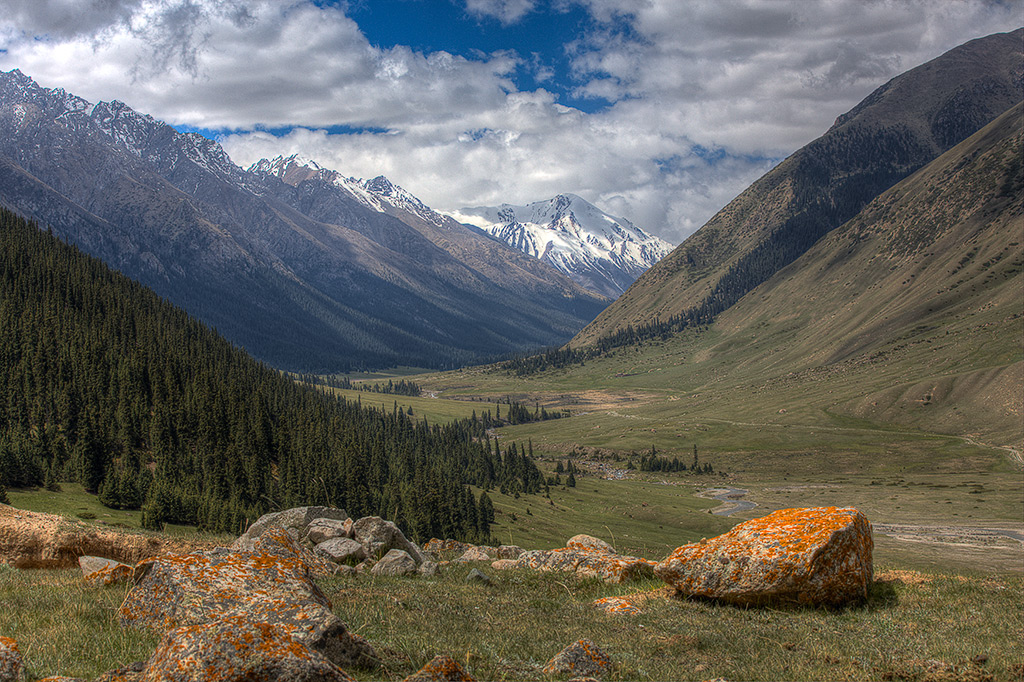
[{"left": 0, "top": 0, "right": 1019, "bottom": 243}]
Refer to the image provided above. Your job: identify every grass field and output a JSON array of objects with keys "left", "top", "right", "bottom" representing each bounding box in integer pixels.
[{"left": 1, "top": 562, "right": 1020, "bottom": 681}]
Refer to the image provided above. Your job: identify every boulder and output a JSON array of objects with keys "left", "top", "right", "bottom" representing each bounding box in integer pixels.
[
  {"left": 490, "top": 559, "right": 518, "bottom": 571},
  {"left": 654, "top": 506, "right": 873, "bottom": 606},
  {"left": 142, "top": 616, "right": 355, "bottom": 681},
  {"left": 304, "top": 518, "right": 352, "bottom": 545},
  {"left": 403, "top": 655, "right": 476, "bottom": 681},
  {"left": 423, "top": 539, "right": 471, "bottom": 555},
  {"left": 315, "top": 537, "right": 366, "bottom": 564},
  {"left": 353, "top": 517, "right": 425, "bottom": 564},
  {"left": 418, "top": 561, "right": 440, "bottom": 577},
  {"left": 542, "top": 639, "right": 612, "bottom": 678},
  {"left": 454, "top": 547, "right": 491, "bottom": 562},
  {"left": 79, "top": 555, "right": 133, "bottom": 586},
  {"left": 120, "top": 528, "right": 376, "bottom": 670},
  {"left": 0, "top": 637, "right": 22, "bottom": 682},
  {"left": 566, "top": 534, "right": 614, "bottom": 554},
  {"left": 233, "top": 506, "right": 348, "bottom": 551},
  {"left": 370, "top": 549, "right": 418, "bottom": 577}
]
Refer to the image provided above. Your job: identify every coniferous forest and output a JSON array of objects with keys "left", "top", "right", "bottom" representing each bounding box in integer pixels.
[{"left": 0, "top": 206, "right": 544, "bottom": 541}]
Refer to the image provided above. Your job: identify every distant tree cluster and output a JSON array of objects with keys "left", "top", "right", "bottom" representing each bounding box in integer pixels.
[{"left": 0, "top": 207, "right": 549, "bottom": 542}]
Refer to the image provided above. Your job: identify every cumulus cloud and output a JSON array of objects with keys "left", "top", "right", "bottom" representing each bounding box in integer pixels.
[{"left": 0, "top": 0, "right": 1018, "bottom": 244}]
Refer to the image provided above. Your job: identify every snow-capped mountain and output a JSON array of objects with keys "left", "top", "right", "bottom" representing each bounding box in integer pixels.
[
  {"left": 0, "top": 69, "right": 608, "bottom": 371},
  {"left": 450, "top": 194, "right": 673, "bottom": 298},
  {"left": 249, "top": 154, "right": 447, "bottom": 227}
]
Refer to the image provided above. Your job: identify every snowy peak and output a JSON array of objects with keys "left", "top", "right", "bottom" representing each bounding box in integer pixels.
[
  {"left": 249, "top": 156, "right": 447, "bottom": 227},
  {"left": 450, "top": 195, "right": 672, "bottom": 298}
]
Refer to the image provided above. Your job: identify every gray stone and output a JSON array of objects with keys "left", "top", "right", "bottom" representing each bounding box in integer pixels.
[
  {"left": 566, "top": 534, "right": 614, "bottom": 553},
  {"left": 0, "top": 636, "right": 23, "bottom": 682},
  {"left": 352, "top": 516, "right": 425, "bottom": 564},
  {"left": 418, "top": 560, "right": 440, "bottom": 577},
  {"left": 455, "top": 547, "right": 491, "bottom": 562},
  {"left": 305, "top": 518, "right": 352, "bottom": 545},
  {"left": 465, "top": 568, "right": 492, "bottom": 586},
  {"left": 315, "top": 537, "right": 366, "bottom": 564},
  {"left": 496, "top": 545, "right": 525, "bottom": 559},
  {"left": 370, "top": 549, "right": 418, "bottom": 577}
]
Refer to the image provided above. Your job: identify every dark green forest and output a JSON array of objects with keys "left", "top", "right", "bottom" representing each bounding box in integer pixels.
[{"left": 0, "top": 206, "right": 544, "bottom": 541}]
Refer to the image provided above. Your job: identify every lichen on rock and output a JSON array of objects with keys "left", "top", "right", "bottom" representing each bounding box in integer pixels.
[{"left": 654, "top": 506, "right": 873, "bottom": 607}]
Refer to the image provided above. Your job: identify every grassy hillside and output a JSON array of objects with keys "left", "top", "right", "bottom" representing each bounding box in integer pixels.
[{"left": 575, "top": 28, "right": 1023, "bottom": 346}]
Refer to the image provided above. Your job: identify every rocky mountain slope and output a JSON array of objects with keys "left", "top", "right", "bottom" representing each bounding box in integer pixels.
[
  {"left": 0, "top": 72, "right": 608, "bottom": 371},
  {"left": 451, "top": 194, "right": 672, "bottom": 298},
  {"left": 574, "top": 27, "right": 1023, "bottom": 346}
]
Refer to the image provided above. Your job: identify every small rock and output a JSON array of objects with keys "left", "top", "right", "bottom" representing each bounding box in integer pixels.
[
  {"left": 972, "top": 654, "right": 989, "bottom": 665},
  {"left": 403, "top": 655, "right": 476, "bottom": 681},
  {"left": 305, "top": 518, "right": 352, "bottom": 545},
  {"left": 490, "top": 559, "right": 519, "bottom": 571},
  {"left": 233, "top": 506, "right": 349, "bottom": 551},
  {"left": 495, "top": 545, "right": 525, "bottom": 559},
  {"left": 370, "top": 549, "right": 418, "bottom": 577},
  {"left": 418, "top": 560, "right": 440, "bottom": 577},
  {"left": 566, "top": 534, "right": 614, "bottom": 553},
  {"left": 0, "top": 637, "right": 22, "bottom": 682},
  {"left": 455, "top": 547, "right": 491, "bottom": 562},
  {"left": 79, "top": 556, "right": 133, "bottom": 587},
  {"left": 543, "top": 639, "right": 612, "bottom": 678},
  {"left": 465, "top": 568, "right": 492, "bottom": 585},
  {"left": 94, "top": 660, "right": 146, "bottom": 682},
  {"left": 316, "top": 537, "right": 367, "bottom": 564}
]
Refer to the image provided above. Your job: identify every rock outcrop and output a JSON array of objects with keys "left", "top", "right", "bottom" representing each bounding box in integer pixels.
[
  {"left": 654, "top": 506, "right": 873, "bottom": 606},
  {"left": 492, "top": 535, "right": 654, "bottom": 584}
]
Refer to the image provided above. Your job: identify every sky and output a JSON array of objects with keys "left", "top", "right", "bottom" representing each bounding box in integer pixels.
[{"left": 0, "top": 1, "right": 1019, "bottom": 244}]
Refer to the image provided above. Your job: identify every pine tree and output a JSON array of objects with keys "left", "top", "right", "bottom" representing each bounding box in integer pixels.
[
  {"left": 0, "top": 483, "right": 9, "bottom": 505},
  {"left": 567, "top": 471, "right": 576, "bottom": 488}
]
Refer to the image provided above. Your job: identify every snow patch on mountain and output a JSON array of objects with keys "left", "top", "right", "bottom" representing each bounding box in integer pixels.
[{"left": 450, "top": 195, "right": 673, "bottom": 298}]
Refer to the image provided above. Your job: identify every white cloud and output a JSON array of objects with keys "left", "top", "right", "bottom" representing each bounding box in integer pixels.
[{"left": 0, "top": 0, "right": 1019, "bottom": 244}]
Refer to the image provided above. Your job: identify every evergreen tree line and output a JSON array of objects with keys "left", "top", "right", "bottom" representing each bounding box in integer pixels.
[
  {"left": 0, "top": 207, "right": 547, "bottom": 542},
  {"left": 302, "top": 374, "right": 423, "bottom": 397}
]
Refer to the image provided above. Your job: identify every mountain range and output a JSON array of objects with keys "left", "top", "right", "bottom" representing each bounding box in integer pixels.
[
  {"left": 451, "top": 195, "right": 672, "bottom": 298},
  {"left": 575, "top": 27, "right": 1024, "bottom": 346},
  {"left": 0, "top": 71, "right": 609, "bottom": 372}
]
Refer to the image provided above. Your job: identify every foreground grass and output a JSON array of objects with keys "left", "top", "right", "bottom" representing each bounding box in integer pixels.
[{"left": 1, "top": 562, "right": 1020, "bottom": 681}]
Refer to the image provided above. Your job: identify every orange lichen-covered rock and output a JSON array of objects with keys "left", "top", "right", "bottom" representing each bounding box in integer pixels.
[
  {"left": 542, "top": 639, "right": 612, "bottom": 678},
  {"left": 508, "top": 547, "right": 654, "bottom": 584},
  {"left": 141, "top": 616, "right": 355, "bottom": 681},
  {"left": 120, "top": 529, "right": 376, "bottom": 670},
  {"left": 566, "top": 534, "right": 614, "bottom": 553},
  {"left": 655, "top": 506, "right": 873, "bottom": 607},
  {"left": 79, "top": 555, "right": 133, "bottom": 586},
  {"left": 591, "top": 596, "right": 642, "bottom": 616},
  {"left": 0, "top": 636, "right": 23, "bottom": 682},
  {"left": 402, "top": 655, "right": 476, "bottom": 681}
]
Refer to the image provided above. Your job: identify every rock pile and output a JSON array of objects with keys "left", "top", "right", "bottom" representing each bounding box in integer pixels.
[
  {"left": 491, "top": 534, "right": 655, "bottom": 584},
  {"left": 234, "top": 507, "right": 436, "bottom": 577},
  {"left": 655, "top": 506, "right": 873, "bottom": 606}
]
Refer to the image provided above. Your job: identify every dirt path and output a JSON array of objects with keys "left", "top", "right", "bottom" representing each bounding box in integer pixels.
[{"left": 873, "top": 522, "right": 1024, "bottom": 549}]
